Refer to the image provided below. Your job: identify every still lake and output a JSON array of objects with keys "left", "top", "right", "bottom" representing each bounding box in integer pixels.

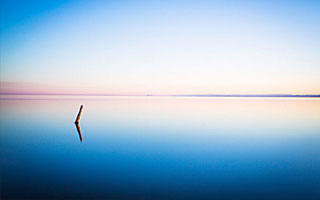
[{"left": 1, "top": 96, "right": 319, "bottom": 199}]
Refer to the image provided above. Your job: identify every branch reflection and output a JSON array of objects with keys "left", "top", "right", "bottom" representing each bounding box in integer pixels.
[{"left": 75, "top": 122, "right": 83, "bottom": 142}]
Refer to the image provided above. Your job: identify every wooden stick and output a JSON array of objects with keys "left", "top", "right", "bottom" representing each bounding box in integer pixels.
[{"left": 74, "top": 105, "right": 83, "bottom": 124}]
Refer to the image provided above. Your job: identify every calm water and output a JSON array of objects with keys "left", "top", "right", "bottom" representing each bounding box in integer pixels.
[{"left": 1, "top": 96, "right": 320, "bottom": 199}]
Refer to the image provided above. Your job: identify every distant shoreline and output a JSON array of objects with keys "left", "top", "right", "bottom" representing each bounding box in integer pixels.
[
  {"left": 1, "top": 93, "right": 320, "bottom": 98},
  {"left": 173, "top": 94, "right": 320, "bottom": 98}
]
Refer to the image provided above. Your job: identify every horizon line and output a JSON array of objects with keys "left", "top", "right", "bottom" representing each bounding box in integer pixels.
[{"left": 1, "top": 93, "right": 320, "bottom": 98}]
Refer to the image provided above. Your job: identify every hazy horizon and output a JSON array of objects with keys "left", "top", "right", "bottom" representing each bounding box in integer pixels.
[
  {"left": 1, "top": 90, "right": 319, "bottom": 97},
  {"left": 1, "top": 81, "right": 320, "bottom": 96}
]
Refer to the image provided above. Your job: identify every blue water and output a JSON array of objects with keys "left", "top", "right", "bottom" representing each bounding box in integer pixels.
[{"left": 1, "top": 96, "right": 319, "bottom": 199}]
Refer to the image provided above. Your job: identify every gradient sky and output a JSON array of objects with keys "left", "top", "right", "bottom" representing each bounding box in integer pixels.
[{"left": 1, "top": 0, "right": 319, "bottom": 95}]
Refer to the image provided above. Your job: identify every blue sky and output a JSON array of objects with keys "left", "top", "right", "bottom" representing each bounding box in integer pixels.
[{"left": 1, "top": 0, "right": 319, "bottom": 95}]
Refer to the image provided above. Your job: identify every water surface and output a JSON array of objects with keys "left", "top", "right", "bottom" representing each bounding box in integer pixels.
[{"left": 1, "top": 96, "right": 319, "bottom": 199}]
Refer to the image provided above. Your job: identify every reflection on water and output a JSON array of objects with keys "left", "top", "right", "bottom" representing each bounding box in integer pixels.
[
  {"left": 75, "top": 122, "right": 83, "bottom": 142},
  {"left": 0, "top": 96, "right": 320, "bottom": 199}
]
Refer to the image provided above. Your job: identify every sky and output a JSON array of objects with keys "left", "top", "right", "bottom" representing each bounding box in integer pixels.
[{"left": 0, "top": 0, "right": 319, "bottom": 95}]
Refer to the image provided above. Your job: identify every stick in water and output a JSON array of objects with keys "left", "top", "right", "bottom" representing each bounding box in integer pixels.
[{"left": 75, "top": 105, "right": 84, "bottom": 124}]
